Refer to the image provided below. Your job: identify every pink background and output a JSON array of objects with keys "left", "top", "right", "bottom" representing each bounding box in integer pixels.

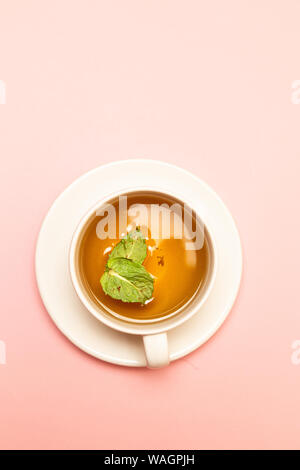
[{"left": 0, "top": 0, "right": 300, "bottom": 450}]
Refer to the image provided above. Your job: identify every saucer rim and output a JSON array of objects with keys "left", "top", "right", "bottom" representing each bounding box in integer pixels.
[{"left": 35, "top": 159, "right": 243, "bottom": 367}]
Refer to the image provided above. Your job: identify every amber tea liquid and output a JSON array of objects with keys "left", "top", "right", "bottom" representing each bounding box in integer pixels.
[{"left": 79, "top": 193, "right": 209, "bottom": 321}]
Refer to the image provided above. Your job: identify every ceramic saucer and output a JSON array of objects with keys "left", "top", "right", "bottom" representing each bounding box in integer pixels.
[{"left": 35, "top": 160, "right": 242, "bottom": 367}]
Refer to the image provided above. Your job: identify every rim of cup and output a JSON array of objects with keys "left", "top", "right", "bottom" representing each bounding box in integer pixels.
[{"left": 69, "top": 186, "right": 218, "bottom": 336}]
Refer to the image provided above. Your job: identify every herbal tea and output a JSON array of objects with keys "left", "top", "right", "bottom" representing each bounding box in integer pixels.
[{"left": 78, "top": 193, "right": 209, "bottom": 321}]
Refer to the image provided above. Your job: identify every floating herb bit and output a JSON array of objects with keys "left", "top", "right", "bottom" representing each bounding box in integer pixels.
[
  {"left": 109, "top": 228, "right": 147, "bottom": 264},
  {"left": 100, "top": 257, "right": 154, "bottom": 303}
]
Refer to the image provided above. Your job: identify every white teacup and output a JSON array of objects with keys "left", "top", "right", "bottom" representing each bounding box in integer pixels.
[{"left": 69, "top": 188, "right": 217, "bottom": 368}]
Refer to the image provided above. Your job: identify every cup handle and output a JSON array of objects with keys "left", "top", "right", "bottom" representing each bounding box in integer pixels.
[{"left": 143, "top": 333, "right": 169, "bottom": 368}]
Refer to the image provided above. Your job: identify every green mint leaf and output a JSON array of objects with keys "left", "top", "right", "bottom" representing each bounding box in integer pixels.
[
  {"left": 109, "top": 229, "right": 147, "bottom": 264},
  {"left": 100, "top": 257, "right": 154, "bottom": 303}
]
